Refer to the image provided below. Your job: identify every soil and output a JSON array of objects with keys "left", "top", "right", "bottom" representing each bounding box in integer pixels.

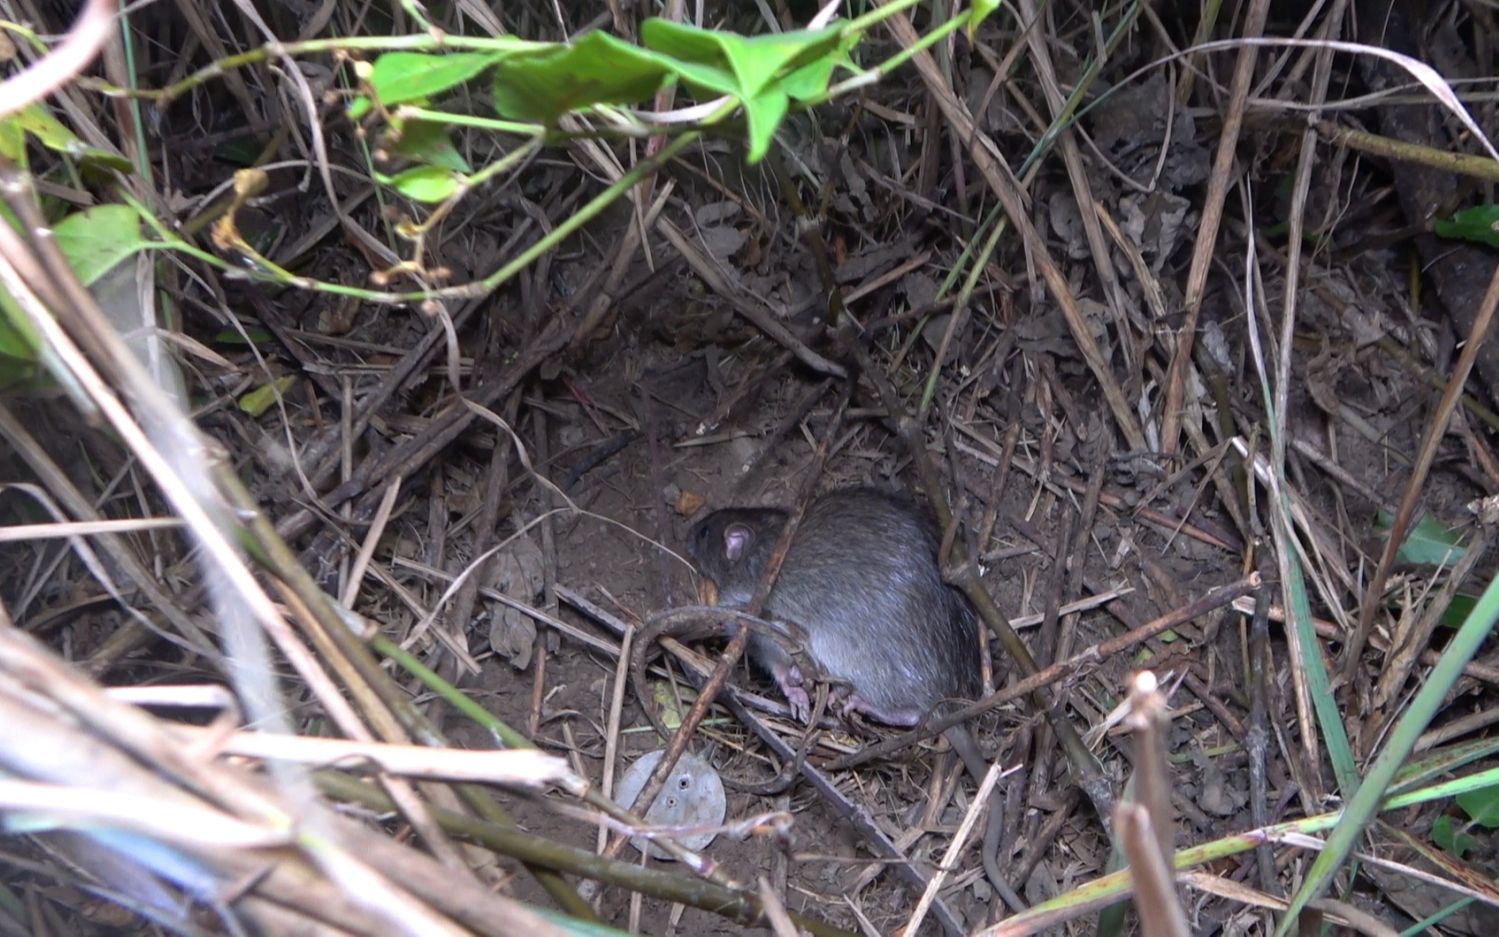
[
  {"left": 9, "top": 2, "right": 1499, "bottom": 935},
  {"left": 445, "top": 321, "right": 1261, "bottom": 933}
]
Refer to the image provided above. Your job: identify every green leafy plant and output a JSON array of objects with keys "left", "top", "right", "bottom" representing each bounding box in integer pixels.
[
  {"left": 1434, "top": 205, "right": 1499, "bottom": 247},
  {"left": 32, "top": 0, "right": 998, "bottom": 306},
  {"left": 1375, "top": 510, "right": 1468, "bottom": 567},
  {"left": 0, "top": 201, "right": 154, "bottom": 392},
  {"left": 1432, "top": 783, "right": 1499, "bottom": 859},
  {"left": 360, "top": 19, "right": 851, "bottom": 173},
  {"left": 53, "top": 204, "right": 152, "bottom": 288},
  {"left": 0, "top": 102, "right": 132, "bottom": 172},
  {"left": 1430, "top": 815, "right": 1478, "bottom": 858},
  {"left": 1456, "top": 781, "right": 1499, "bottom": 827}
]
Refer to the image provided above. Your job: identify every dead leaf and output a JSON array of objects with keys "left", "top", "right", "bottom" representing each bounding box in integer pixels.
[
  {"left": 676, "top": 490, "right": 706, "bottom": 516},
  {"left": 486, "top": 534, "right": 544, "bottom": 670}
]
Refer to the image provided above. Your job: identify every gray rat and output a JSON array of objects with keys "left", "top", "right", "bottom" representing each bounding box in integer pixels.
[
  {"left": 687, "top": 488, "right": 979, "bottom": 725},
  {"left": 688, "top": 487, "right": 1020, "bottom": 907}
]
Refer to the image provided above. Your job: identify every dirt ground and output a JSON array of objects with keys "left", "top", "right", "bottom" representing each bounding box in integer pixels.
[
  {"left": 432, "top": 245, "right": 1452, "bottom": 935},
  {"left": 7, "top": 1, "right": 1499, "bottom": 936}
]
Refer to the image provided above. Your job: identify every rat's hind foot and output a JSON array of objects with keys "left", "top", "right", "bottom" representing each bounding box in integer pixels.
[{"left": 838, "top": 692, "right": 923, "bottom": 728}]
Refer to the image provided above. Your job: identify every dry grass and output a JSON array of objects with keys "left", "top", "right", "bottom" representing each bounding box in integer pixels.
[{"left": 0, "top": 1, "right": 1497, "bottom": 935}]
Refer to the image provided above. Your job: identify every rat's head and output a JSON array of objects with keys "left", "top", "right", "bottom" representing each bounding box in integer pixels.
[{"left": 686, "top": 506, "right": 788, "bottom": 607}]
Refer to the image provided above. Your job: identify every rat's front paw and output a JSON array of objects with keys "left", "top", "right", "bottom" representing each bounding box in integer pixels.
[
  {"left": 783, "top": 686, "right": 811, "bottom": 723},
  {"left": 776, "top": 666, "right": 810, "bottom": 723}
]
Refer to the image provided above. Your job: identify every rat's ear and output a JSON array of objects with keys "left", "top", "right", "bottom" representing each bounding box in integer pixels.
[{"left": 723, "top": 522, "right": 754, "bottom": 560}]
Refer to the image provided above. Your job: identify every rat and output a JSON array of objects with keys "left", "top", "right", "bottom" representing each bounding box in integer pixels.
[{"left": 687, "top": 487, "right": 1020, "bottom": 909}]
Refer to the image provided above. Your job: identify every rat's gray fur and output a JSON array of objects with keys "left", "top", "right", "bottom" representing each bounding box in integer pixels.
[
  {"left": 688, "top": 488, "right": 979, "bottom": 721},
  {"left": 688, "top": 487, "right": 1022, "bottom": 910}
]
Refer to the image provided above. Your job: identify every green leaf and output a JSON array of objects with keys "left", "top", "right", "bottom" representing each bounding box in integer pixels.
[
  {"left": 781, "top": 52, "right": 840, "bottom": 102},
  {"left": 1430, "top": 815, "right": 1476, "bottom": 857},
  {"left": 14, "top": 104, "right": 127, "bottom": 169},
  {"left": 0, "top": 104, "right": 131, "bottom": 171},
  {"left": 1430, "top": 814, "right": 1455, "bottom": 851},
  {"left": 663, "top": 59, "right": 739, "bottom": 98},
  {"left": 481, "top": 23, "right": 847, "bottom": 159},
  {"left": 385, "top": 165, "right": 460, "bottom": 203},
  {"left": 387, "top": 119, "right": 471, "bottom": 173},
  {"left": 0, "top": 112, "right": 27, "bottom": 163},
  {"left": 238, "top": 375, "right": 297, "bottom": 417},
  {"left": 1457, "top": 782, "right": 1499, "bottom": 827},
  {"left": 639, "top": 20, "right": 845, "bottom": 162},
  {"left": 641, "top": 20, "right": 843, "bottom": 100},
  {"left": 53, "top": 204, "right": 150, "bottom": 288},
  {"left": 969, "top": 0, "right": 1003, "bottom": 37},
  {"left": 1434, "top": 205, "right": 1499, "bottom": 247},
  {"left": 0, "top": 318, "right": 37, "bottom": 364},
  {"left": 0, "top": 284, "right": 41, "bottom": 365},
  {"left": 347, "top": 96, "right": 373, "bottom": 121},
  {"left": 1375, "top": 510, "right": 1468, "bottom": 567},
  {"left": 370, "top": 52, "right": 504, "bottom": 106},
  {"left": 741, "top": 86, "right": 788, "bottom": 163},
  {"left": 77, "top": 147, "right": 134, "bottom": 172},
  {"left": 0, "top": 283, "right": 79, "bottom": 397},
  {"left": 492, "top": 31, "right": 672, "bottom": 123},
  {"left": 1440, "top": 593, "right": 1479, "bottom": 630},
  {"left": 13, "top": 102, "right": 80, "bottom": 152}
]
